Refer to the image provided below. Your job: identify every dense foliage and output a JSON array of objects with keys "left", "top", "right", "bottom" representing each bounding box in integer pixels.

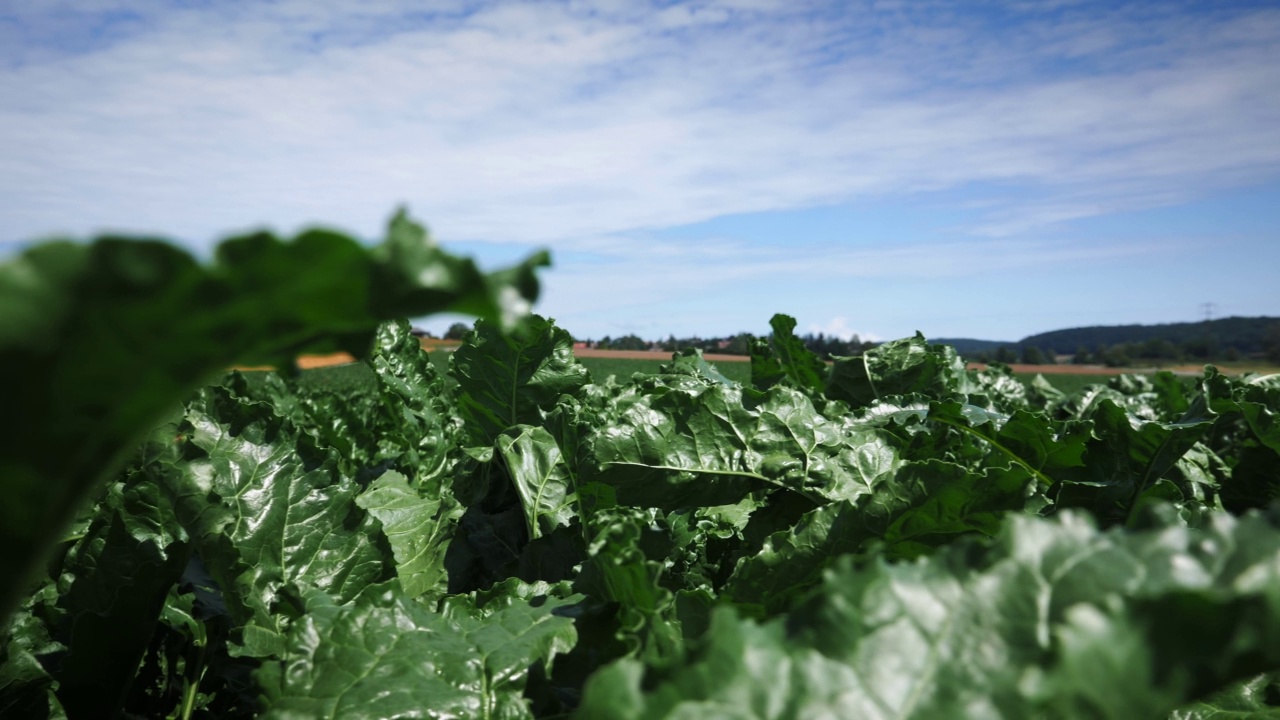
[
  {"left": 2, "top": 222, "right": 1280, "bottom": 718},
  {"left": 0, "top": 325, "right": 1277, "bottom": 715},
  {"left": 0, "top": 211, "right": 548, "bottom": 623}
]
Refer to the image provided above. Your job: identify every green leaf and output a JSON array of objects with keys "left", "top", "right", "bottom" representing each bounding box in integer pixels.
[
  {"left": 920, "top": 400, "right": 1091, "bottom": 489},
  {"left": 586, "top": 383, "right": 902, "bottom": 510},
  {"left": 49, "top": 477, "right": 191, "bottom": 717},
  {"left": 0, "top": 210, "right": 548, "bottom": 624},
  {"left": 826, "top": 332, "right": 972, "bottom": 408},
  {"left": 258, "top": 585, "right": 579, "bottom": 720},
  {"left": 1170, "top": 673, "right": 1280, "bottom": 718},
  {"left": 172, "top": 386, "right": 389, "bottom": 657},
  {"left": 580, "top": 507, "right": 1280, "bottom": 719},
  {"left": 367, "top": 319, "right": 464, "bottom": 485},
  {"left": 969, "top": 362, "right": 1032, "bottom": 412},
  {"left": 355, "top": 470, "right": 458, "bottom": 600},
  {"left": 0, "top": 584, "right": 66, "bottom": 720},
  {"left": 575, "top": 509, "right": 680, "bottom": 661},
  {"left": 452, "top": 315, "right": 591, "bottom": 446},
  {"left": 1056, "top": 398, "right": 1218, "bottom": 524},
  {"left": 1026, "top": 372, "right": 1067, "bottom": 410},
  {"left": 1206, "top": 369, "right": 1280, "bottom": 453},
  {"left": 497, "top": 426, "right": 579, "bottom": 540},
  {"left": 725, "top": 460, "right": 1032, "bottom": 615},
  {"left": 584, "top": 383, "right": 767, "bottom": 509},
  {"left": 749, "top": 313, "right": 827, "bottom": 394},
  {"left": 370, "top": 209, "right": 549, "bottom": 331},
  {"left": 574, "top": 608, "right": 801, "bottom": 720},
  {"left": 659, "top": 348, "right": 738, "bottom": 386}
]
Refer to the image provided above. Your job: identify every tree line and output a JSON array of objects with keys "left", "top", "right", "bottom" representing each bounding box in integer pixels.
[
  {"left": 437, "top": 318, "right": 1280, "bottom": 367},
  {"left": 582, "top": 331, "right": 877, "bottom": 359},
  {"left": 1020, "top": 316, "right": 1280, "bottom": 359},
  {"left": 969, "top": 324, "right": 1280, "bottom": 367}
]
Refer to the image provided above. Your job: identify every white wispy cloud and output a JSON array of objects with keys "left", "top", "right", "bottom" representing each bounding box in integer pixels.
[
  {"left": 808, "top": 317, "right": 877, "bottom": 343},
  {"left": 528, "top": 230, "right": 1167, "bottom": 340},
  {"left": 2, "top": 0, "right": 1277, "bottom": 250}
]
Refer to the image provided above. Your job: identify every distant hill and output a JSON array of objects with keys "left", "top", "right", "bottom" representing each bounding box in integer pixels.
[
  {"left": 930, "top": 338, "right": 1017, "bottom": 355},
  {"left": 928, "top": 316, "right": 1280, "bottom": 362},
  {"left": 1018, "top": 316, "right": 1280, "bottom": 355}
]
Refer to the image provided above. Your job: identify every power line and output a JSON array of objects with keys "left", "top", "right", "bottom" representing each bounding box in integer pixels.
[{"left": 1201, "top": 302, "right": 1216, "bottom": 323}]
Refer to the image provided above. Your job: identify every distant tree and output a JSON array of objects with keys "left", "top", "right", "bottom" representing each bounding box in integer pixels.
[
  {"left": 725, "top": 333, "right": 752, "bottom": 355},
  {"left": 1182, "top": 336, "right": 1217, "bottom": 360},
  {"left": 1265, "top": 323, "right": 1280, "bottom": 365},
  {"left": 1101, "top": 344, "right": 1132, "bottom": 368},
  {"left": 612, "top": 334, "right": 648, "bottom": 351},
  {"left": 1222, "top": 346, "right": 1241, "bottom": 362},
  {"left": 994, "top": 346, "right": 1017, "bottom": 364},
  {"left": 444, "top": 322, "right": 471, "bottom": 340},
  {"left": 662, "top": 334, "right": 678, "bottom": 352},
  {"left": 1021, "top": 346, "right": 1046, "bottom": 365},
  {"left": 1071, "top": 346, "right": 1092, "bottom": 365},
  {"left": 1138, "top": 338, "right": 1179, "bottom": 360}
]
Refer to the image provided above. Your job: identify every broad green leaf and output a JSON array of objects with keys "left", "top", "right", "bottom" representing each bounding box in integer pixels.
[
  {"left": 371, "top": 210, "right": 548, "bottom": 331},
  {"left": 921, "top": 400, "right": 1091, "bottom": 489},
  {"left": 48, "top": 474, "right": 191, "bottom": 718},
  {"left": 0, "top": 584, "right": 65, "bottom": 720},
  {"left": 1054, "top": 372, "right": 1195, "bottom": 424},
  {"left": 452, "top": 315, "right": 591, "bottom": 446},
  {"left": 224, "top": 370, "right": 399, "bottom": 477},
  {"left": 725, "top": 460, "right": 1032, "bottom": 615},
  {"left": 586, "top": 384, "right": 901, "bottom": 509},
  {"left": 1170, "top": 673, "right": 1280, "bottom": 718},
  {"left": 575, "top": 509, "right": 680, "bottom": 661},
  {"left": 172, "top": 386, "right": 389, "bottom": 657},
  {"left": 968, "top": 361, "right": 1031, "bottom": 412},
  {"left": 574, "top": 608, "right": 808, "bottom": 720},
  {"left": 722, "top": 500, "right": 864, "bottom": 617},
  {"left": 258, "top": 585, "right": 578, "bottom": 720},
  {"left": 826, "top": 332, "right": 972, "bottom": 408},
  {"left": 1026, "top": 372, "right": 1067, "bottom": 411},
  {"left": 355, "top": 470, "right": 458, "bottom": 600},
  {"left": 368, "top": 319, "right": 464, "bottom": 484},
  {"left": 1055, "top": 398, "right": 1218, "bottom": 524},
  {"left": 1150, "top": 371, "right": 1193, "bottom": 419},
  {"left": 0, "top": 210, "right": 548, "bottom": 623},
  {"left": 580, "top": 507, "right": 1280, "bottom": 719},
  {"left": 497, "top": 426, "right": 578, "bottom": 540},
  {"left": 659, "top": 348, "right": 739, "bottom": 386},
  {"left": 584, "top": 383, "right": 767, "bottom": 509},
  {"left": 1205, "top": 369, "right": 1280, "bottom": 453},
  {"left": 749, "top": 313, "right": 827, "bottom": 394},
  {"left": 369, "top": 319, "right": 441, "bottom": 407},
  {"left": 1221, "top": 445, "right": 1280, "bottom": 513}
]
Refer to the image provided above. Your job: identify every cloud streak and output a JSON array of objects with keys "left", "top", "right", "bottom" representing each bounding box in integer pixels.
[
  {"left": 1, "top": 1, "right": 1277, "bottom": 340},
  {"left": 2, "top": 1, "right": 1278, "bottom": 247}
]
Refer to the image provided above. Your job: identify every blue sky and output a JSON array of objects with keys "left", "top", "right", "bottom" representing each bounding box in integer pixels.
[{"left": 2, "top": 1, "right": 1278, "bottom": 342}]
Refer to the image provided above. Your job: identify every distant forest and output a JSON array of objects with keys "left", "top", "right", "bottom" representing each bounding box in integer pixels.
[{"left": 959, "top": 316, "right": 1280, "bottom": 366}]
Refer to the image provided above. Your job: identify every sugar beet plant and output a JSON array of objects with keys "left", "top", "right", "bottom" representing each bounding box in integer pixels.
[{"left": 3, "top": 224, "right": 1280, "bottom": 719}]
